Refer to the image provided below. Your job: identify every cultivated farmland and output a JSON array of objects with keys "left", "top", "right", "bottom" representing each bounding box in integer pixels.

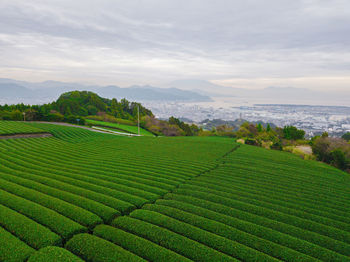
[
  {"left": 0, "top": 121, "right": 349, "bottom": 261},
  {"left": 0, "top": 121, "right": 45, "bottom": 135},
  {"left": 85, "top": 119, "right": 154, "bottom": 136}
]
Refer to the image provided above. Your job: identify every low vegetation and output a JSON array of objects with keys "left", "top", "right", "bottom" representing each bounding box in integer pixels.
[
  {"left": 86, "top": 119, "right": 154, "bottom": 136},
  {"left": 0, "top": 121, "right": 350, "bottom": 261}
]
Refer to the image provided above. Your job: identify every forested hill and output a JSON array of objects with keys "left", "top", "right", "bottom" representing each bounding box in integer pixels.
[
  {"left": 0, "top": 91, "right": 153, "bottom": 123},
  {"left": 54, "top": 91, "right": 153, "bottom": 119}
]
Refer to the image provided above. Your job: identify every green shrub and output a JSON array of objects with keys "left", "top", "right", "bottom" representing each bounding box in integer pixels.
[
  {"left": 0, "top": 204, "right": 62, "bottom": 249},
  {"left": 112, "top": 216, "right": 236, "bottom": 262},
  {"left": 0, "top": 189, "right": 86, "bottom": 240},
  {"left": 144, "top": 202, "right": 319, "bottom": 261},
  {"left": 28, "top": 246, "right": 84, "bottom": 262},
  {"left": 94, "top": 225, "right": 191, "bottom": 262},
  {"left": 0, "top": 226, "right": 34, "bottom": 262},
  {"left": 130, "top": 209, "right": 277, "bottom": 262},
  {"left": 164, "top": 193, "right": 350, "bottom": 258},
  {"left": 0, "top": 170, "right": 118, "bottom": 223},
  {"left": 172, "top": 188, "right": 350, "bottom": 248},
  {"left": 0, "top": 176, "right": 102, "bottom": 228},
  {"left": 330, "top": 149, "right": 348, "bottom": 170},
  {"left": 65, "top": 234, "right": 145, "bottom": 262}
]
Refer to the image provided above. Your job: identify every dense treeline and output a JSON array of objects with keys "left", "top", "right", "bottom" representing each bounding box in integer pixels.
[
  {"left": 232, "top": 122, "right": 349, "bottom": 172},
  {"left": 0, "top": 91, "right": 153, "bottom": 125},
  {"left": 0, "top": 91, "right": 200, "bottom": 136},
  {"left": 311, "top": 133, "right": 350, "bottom": 171}
]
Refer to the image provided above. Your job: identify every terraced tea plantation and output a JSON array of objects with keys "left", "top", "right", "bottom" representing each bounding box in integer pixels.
[
  {"left": 86, "top": 119, "right": 154, "bottom": 136},
  {"left": 0, "top": 121, "right": 45, "bottom": 135},
  {"left": 0, "top": 121, "right": 349, "bottom": 261}
]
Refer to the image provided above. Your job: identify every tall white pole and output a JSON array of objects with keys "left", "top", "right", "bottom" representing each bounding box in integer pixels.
[{"left": 137, "top": 105, "right": 140, "bottom": 136}]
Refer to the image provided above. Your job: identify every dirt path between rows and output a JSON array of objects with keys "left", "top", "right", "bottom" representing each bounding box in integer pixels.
[{"left": 0, "top": 133, "right": 53, "bottom": 140}]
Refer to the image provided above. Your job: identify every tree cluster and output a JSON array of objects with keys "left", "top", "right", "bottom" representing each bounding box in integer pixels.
[
  {"left": 0, "top": 91, "right": 153, "bottom": 126},
  {"left": 312, "top": 136, "right": 350, "bottom": 171}
]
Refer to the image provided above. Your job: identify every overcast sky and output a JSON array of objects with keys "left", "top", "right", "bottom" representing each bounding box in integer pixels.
[{"left": 0, "top": 0, "right": 349, "bottom": 91}]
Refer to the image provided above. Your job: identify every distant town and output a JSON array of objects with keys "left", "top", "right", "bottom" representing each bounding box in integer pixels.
[{"left": 146, "top": 102, "right": 350, "bottom": 138}]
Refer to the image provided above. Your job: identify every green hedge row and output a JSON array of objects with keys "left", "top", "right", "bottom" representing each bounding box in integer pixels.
[
  {"left": 144, "top": 202, "right": 320, "bottom": 262},
  {"left": 0, "top": 121, "right": 44, "bottom": 135},
  {"left": 172, "top": 188, "right": 350, "bottom": 253},
  {"left": 212, "top": 165, "right": 350, "bottom": 210},
  {"left": 7, "top": 137, "right": 197, "bottom": 182},
  {"left": 219, "top": 161, "right": 350, "bottom": 203},
  {"left": 93, "top": 225, "right": 191, "bottom": 262},
  {"left": 1, "top": 139, "right": 169, "bottom": 197},
  {"left": 179, "top": 183, "right": 350, "bottom": 233},
  {"left": 8, "top": 148, "right": 154, "bottom": 206},
  {"left": 65, "top": 233, "right": 145, "bottom": 262},
  {"left": 0, "top": 189, "right": 86, "bottom": 240},
  {"left": 1, "top": 153, "right": 137, "bottom": 214},
  {"left": 130, "top": 209, "right": 278, "bottom": 262},
  {"left": 28, "top": 246, "right": 83, "bottom": 262},
  {"left": 112, "top": 216, "right": 237, "bottom": 262},
  {"left": 0, "top": 167, "right": 119, "bottom": 223},
  {"left": 0, "top": 204, "right": 62, "bottom": 249},
  {"left": 193, "top": 176, "right": 350, "bottom": 222},
  {"left": 163, "top": 194, "right": 350, "bottom": 259},
  {"left": 0, "top": 176, "right": 102, "bottom": 228},
  {"left": 7, "top": 134, "right": 203, "bottom": 180},
  {"left": 0, "top": 226, "right": 34, "bottom": 262}
]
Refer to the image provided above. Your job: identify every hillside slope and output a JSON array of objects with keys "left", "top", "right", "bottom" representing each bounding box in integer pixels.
[{"left": 0, "top": 121, "right": 349, "bottom": 261}]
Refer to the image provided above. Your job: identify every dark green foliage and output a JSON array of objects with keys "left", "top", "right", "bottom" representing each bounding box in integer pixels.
[
  {"left": 94, "top": 225, "right": 191, "bottom": 262},
  {"left": 143, "top": 202, "right": 318, "bottom": 261},
  {"left": 65, "top": 115, "right": 85, "bottom": 125},
  {"left": 130, "top": 208, "right": 278, "bottom": 262},
  {"left": 0, "top": 226, "right": 35, "bottom": 262},
  {"left": 342, "top": 132, "right": 350, "bottom": 141},
  {"left": 1, "top": 122, "right": 350, "bottom": 261},
  {"left": 266, "top": 123, "right": 271, "bottom": 132},
  {"left": 283, "top": 126, "right": 305, "bottom": 140},
  {"left": 270, "top": 140, "right": 283, "bottom": 150},
  {"left": 65, "top": 233, "right": 145, "bottom": 262},
  {"left": 312, "top": 137, "right": 350, "bottom": 170},
  {"left": 55, "top": 91, "right": 152, "bottom": 119},
  {"left": 330, "top": 149, "right": 348, "bottom": 170},
  {"left": 112, "top": 216, "right": 237, "bottom": 262},
  {"left": 161, "top": 195, "right": 350, "bottom": 261},
  {"left": 28, "top": 247, "right": 84, "bottom": 262},
  {"left": 0, "top": 189, "right": 86, "bottom": 240},
  {"left": 0, "top": 91, "right": 153, "bottom": 126},
  {"left": 0, "top": 121, "right": 45, "bottom": 135},
  {"left": 168, "top": 117, "right": 195, "bottom": 136},
  {"left": 0, "top": 177, "right": 102, "bottom": 228},
  {"left": 0, "top": 204, "right": 62, "bottom": 249},
  {"left": 245, "top": 138, "right": 259, "bottom": 146}
]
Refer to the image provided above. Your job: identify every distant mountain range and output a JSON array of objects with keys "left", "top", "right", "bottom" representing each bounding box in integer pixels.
[
  {"left": 168, "top": 79, "right": 350, "bottom": 106},
  {"left": 1, "top": 78, "right": 349, "bottom": 106},
  {"left": 0, "top": 78, "right": 212, "bottom": 104}
]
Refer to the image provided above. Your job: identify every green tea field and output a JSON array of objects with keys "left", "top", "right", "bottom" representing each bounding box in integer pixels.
[
  {"left": 0, "top": 121, "right": 349, "bottom": 261},
  {"left": 0, "top": 121, "right": 45, "bottom": 135},
  {"left": 85, "top": 119, "right": 154, "bottom": 136}
]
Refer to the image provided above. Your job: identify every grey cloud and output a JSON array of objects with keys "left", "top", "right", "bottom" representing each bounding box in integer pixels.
[{"left": 0, "top": 0, "right": 349, "bottom": 90}]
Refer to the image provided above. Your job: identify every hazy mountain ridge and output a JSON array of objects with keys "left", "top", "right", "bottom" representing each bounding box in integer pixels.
[
  {"left": 168, "top": 79, "right": 350, "bottom": 105},
  {"left": 1, "top": 78, "right": 349, "bottom": 106},
  {"left": 0, "top": 79, "right": 212, "bottom": 104}
]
